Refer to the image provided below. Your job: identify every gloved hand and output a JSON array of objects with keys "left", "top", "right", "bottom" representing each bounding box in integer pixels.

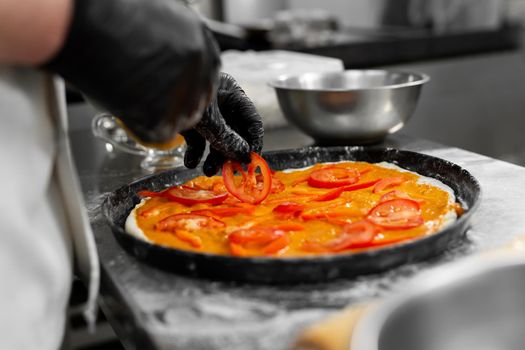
[
  {"left": 182, "top": 72, "right": 264, "bottom": 176},
  {"left": 43, "top": 0, "right": 220, "bottom": 144}
]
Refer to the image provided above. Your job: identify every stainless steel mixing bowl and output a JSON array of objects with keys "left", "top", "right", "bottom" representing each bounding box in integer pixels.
[
  {"left": 270, "top": 70, "right": 429, "bottom": 145},
  {"left": 352, "top": 256, "right": 525, "bottom": 350}
]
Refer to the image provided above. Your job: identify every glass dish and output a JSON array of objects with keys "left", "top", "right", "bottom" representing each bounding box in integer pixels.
[{"left": 92, "top": 113, "right": 186, "bottom": 171}]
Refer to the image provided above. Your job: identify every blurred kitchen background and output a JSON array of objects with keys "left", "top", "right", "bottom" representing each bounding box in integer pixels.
[
  {"left": 170, "top": 0, "right": 525, "bottom": 166},
  {"left": 73, "top": 0, "right": 525, "bottom": 167}
]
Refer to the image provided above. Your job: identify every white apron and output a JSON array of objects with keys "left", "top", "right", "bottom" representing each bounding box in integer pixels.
[{"left": 0, "top": 67, "right": 99, "bottom": 350}]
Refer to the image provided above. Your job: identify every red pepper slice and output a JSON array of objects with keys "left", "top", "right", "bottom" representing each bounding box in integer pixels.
[
  {"left": 270, "top": 177, "right": 286, "bottom": 194},
  {"left": 308, "top": 167, "right": 360, "bottom": 188},
  {"left": 379, "top": 190, "right": 424, "bottom": 204},
  {"left": 139, "top": 202, "right": 175, "bottom": 218},
  {"left": 138, "top": 189, "right": 167, "bottom": 198},
  {"left": 155, "top": 213, "right": 225, "bottom": 232},
  {"left": 257, "top": 174, "right": 285, "bottom": 194},
  {"left": 367, "top": 199, "right": 424, "bottom": 230},
  {"left": 228, "top": 227, "right": 284, "bottom": 245},
  {"left": 373, "top": 177, "right": 405, "bottom": 194},
  {"left": 163, "top": 186, "right": 228, "bottom": 206},
  {"left": 301, "top": 220, "right": 377, "bottom": 252},
  {"left": 314, "top": 179, "right": 381, "bottom": 201},
  {"left": 222, "top": 153, "right": 272, "bottom": 204},
  {"left": 228, "top": 226, "right": 292, "bottom": 256},
  {"left": 272, "top": 202, "right": 305, "bottom": 214},
  {"left": 263, "top": 234, "right": 290, "bottom": 255},
  {"left": 174, "top": 230, "right": 203, "bottom": 248},
  {"left": 230, "top": 242, "right": 252, "bottom": 257},
  {"left": 138, "top": 186, "right": 228, "bottom": 206},
  {"left": 326, "top": 220, "right": 378, "bottom": 251}
]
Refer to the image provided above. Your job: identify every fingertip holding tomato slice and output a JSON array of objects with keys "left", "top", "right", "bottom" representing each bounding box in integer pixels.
[
  {"left": 373, "top": 177, "right": 405, "bottom": 194},
  {"left": 222, "top": 152, "right": 272, "bottom": 204},
  {"left": 308, "top": 167, "right": 360, "bottom": 188},
  {"left": 367, "top": 199, "right": 424, "bottom": 230}
]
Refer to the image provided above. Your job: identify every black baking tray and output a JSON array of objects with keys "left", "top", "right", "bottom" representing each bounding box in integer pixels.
[{"left": 102, "top": 147, "right": 481, "bottom": 284}]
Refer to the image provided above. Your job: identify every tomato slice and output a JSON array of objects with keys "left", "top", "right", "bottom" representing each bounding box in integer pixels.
[
  {"left": 138, "top": 186, "right": 227, "bottom": 206},
  {"left": 155, "top": 213, "right": 225, "bottom": 232},
  {"left": 228, "top": 226, "right": 292, "bottom": 256},
  {"left": 163, "top": 186, "right": 228, "bottom": 206},
  {"left": 139, "top": 202, "right": 176, "bottom": 218},
  {"left": 301, "top": 220, "right": 377, "bottom": 252},
  {"left": 137, "top": 190, "right": 162, "bottom": 198},
  {"left": 263, "top": 234, "right": 290, "bottom": 255},
  {"left": 138, "top": 189, "right": 167, "bottom": 198},
  {"left": 229, "top": 242, "right": 252, "bottom": 257},
  {"left": 308, "top": 167, "right": 360, "bottom": 188},
  {"left": 228, "top": 227, "right": 284, "bottom": 245},
  {"left": 273, "top": 202, "right": 305, "bottom": 214},
  {"left": 174, "top": 230, "right": 203, "bottom": 248},
  {"left": 373, "top": 177, "right": 405, "bottom": 194},
  {"left": 222, "top": 153, "right": 272, "bottom": 204},
  {"left": 370, "top": 233, "right": 413, "bottom": 247},
  {"left": 325, "top": 221, "right": 378, "bottom": 251},
  {"left": 270, "top": 177, "right": 286, "bottom": 193},
  {"left": 379, "top": 190, "right": 424, "bottom": 204},
  {"left": 367, "top": 199, "right": 424, "bottom": 230},
  {"left": 314, "top": 179, "right": 381, "bottom": 201},
  {"left": 257, "top": 174, "right": 285, "bottom": 194}
]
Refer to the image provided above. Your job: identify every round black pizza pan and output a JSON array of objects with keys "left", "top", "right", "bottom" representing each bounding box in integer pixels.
[{"left": 102, "top": 146, "right": 481, "bottom": 284}]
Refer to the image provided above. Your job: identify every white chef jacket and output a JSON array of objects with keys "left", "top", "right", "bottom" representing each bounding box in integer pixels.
[{"left": 0, "top": 67, "right": 99, "bottom": 350}]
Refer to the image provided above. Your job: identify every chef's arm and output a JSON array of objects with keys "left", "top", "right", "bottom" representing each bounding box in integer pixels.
[
  {"left": 42, "top": 0, "right": 263, "bottom": 174},
  {"left": 43, "top": 0, "right": 220, "bottom": 144},
  {"left": 0, "top": 0, "right": 263, "bottom": 174},
  {"left": 0, "top": 0, "right": 71, "bottom": 65}
]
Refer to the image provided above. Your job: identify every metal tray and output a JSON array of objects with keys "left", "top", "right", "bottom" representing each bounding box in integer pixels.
[{"left": 102, "top": 146, "right": 481, "bottom": 284}]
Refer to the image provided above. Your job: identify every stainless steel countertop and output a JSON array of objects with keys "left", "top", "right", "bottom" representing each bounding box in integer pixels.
[{"left": 69, "top": 103, "right": 525, "bottom": 349}]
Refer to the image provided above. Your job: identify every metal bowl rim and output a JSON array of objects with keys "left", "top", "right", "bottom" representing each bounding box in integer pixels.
[
  {"left": 268, "top": 69, "right": 430, "bottom": 92},
  {"left": 350, "top": 254, "right": 525, "bottom": 350}
]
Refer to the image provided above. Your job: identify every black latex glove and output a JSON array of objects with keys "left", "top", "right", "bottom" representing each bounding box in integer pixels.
[
  {"left": 182, "top": 72, "right": 264, "bottom": 176},
  {"left": 43, "top": 0, "right": 220, "bottom": 144}
]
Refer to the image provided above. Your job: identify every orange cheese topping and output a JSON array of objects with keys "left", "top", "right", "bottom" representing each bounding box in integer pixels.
[{"left": 130, "top": 161, "right": 458, "bottom": 257}]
